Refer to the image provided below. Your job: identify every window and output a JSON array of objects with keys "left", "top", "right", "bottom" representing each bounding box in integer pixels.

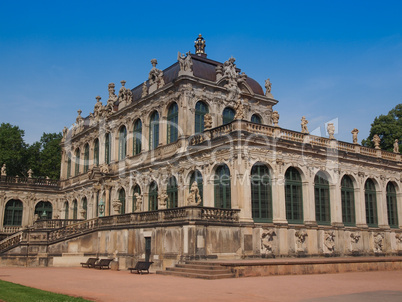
[
  {"left": 285, "top": 167, "right": 303, "bottom": 224},
  {"left": 133, "top": 119, "right": 142, "bottom": 155},
  {"left": 132, "top": 185, "right": 141, "bottom": 212},
  {"left": 94, "top": 139, "right": 99, "bottom": 167},
  {"left": 74, "top": 148, "right": 80, "bottom": 176},
  {"left": 34, "top": 201, "right": 52, "bottom": 220},
  {"left": 118, "top": 126, "right": 127, "bottom": 161},
  {"left": 222, "top": 107, "right": 235, "bottom": 125},
  {"left": 118, "top": 188, "right": 125, "bottom": 214},
  {"left": 314, "top": 173, "right": 330, "bottom": 225},
  {"left": 167, "top": 176, "right": 178, "bottom": 208},
  {"left": 95, "top": 192, "right": 99, "bottom": 217},
  {"left": 84, "top": 144, "right": 89, "bottom": 173},
  {"left": 67, "top": 153, "right": 71, "bottom": 178},
  {"left": 72, "top": 200, "right": 78, "bottom": 220},
  {"left": 105, "top": 133, "right": 111, "bottom": 164},
  {"left": 64, "top": 201, "right": 69, "bottom": 219},
  {"left": 149, "top": 181, "right": 158, "bottom": 211},
  {"left": 341, "top": 175, "right": 355, "bottom": 226},
  {"left": 195, "top": 101, "right": 209, "bottom": 133},
  {"left": 82, "top": 197, "right": 87, "bottom": 219},
  {"left": 189, "top": 170, "right": 203, "bottom": 206},
  {"left": 3, "top": 199, "right": 23, "bottom": 226},
  {"left": 149, "top": 111, "right": 159, "bottom": 150},
  {"left": 251, "top": 114, "right": 262, "bottom": 124},
  {"left": 167, "top": 103, "right": 179, "bottom": 144},
  {"left": 214, "top": 164, "right": 231, "bottom": 209},
  {"left": 386, "top": 182, "right": 398, "bottom": 228},
  {"left": 365, "top": 179, "right": 378, "bottom": 227},
  {"left": 251, "top": 164, "right": 272, "bottom": 222}
]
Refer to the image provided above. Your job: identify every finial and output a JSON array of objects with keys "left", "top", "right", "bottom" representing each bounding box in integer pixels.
[
  {"left": 194, "top": 34, "right": 206, "bottom": 57},
  {"left": 77, "top": 109, "right": 82, "bottom": 116},
  {"left": 96, "top": 96, "right": 101, "bottom": 102},
  {"left": 120, "top": 80, "right": 126, "bottom": 87},
  {"left": 151, "top": 59, "right": 158, "bottom": 68}
]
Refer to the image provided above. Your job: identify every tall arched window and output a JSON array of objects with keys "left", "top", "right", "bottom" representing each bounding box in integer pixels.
[
  {"left": 118, "top": 188, "right": 126, "bottom": 214},
  {"left": 251, "top": 114, "right": 262, "bottom": 124},
  {"left": 64, "top": 201, "right": 69, "bottom": 219},
  {"left": 74, "top": 148, "right": 80, "bottom": 176},
  {"left": 167, "top": 176, "right": 178, "bottom": 208},
  {"left": 34, "top": 201, "right": 53, "bottom": 220},
  {"left": 3, "top": 199, "right": 23, "bottom": 226},
  {"left": 133, "top": 119, "right": 142, "bottom": 155},
  {"left": 189, "top": 170, "right": 203, "bottom": 206},
  {"left": 314, "top": 173, "right": 330, "bottom": 225},
  {"left": 105, "top": 133, "right": 111, "bottom": 164},
  {"left": 386, "top": 182, "right": 398, "bottom": 228},
  {"left": 222, "top": 107, "right": 235, "bottom": 125},
  {"left": 94, "top": 139, "right": 99, "bottom": 167},
  {"left": 84, "top": 144, "right": 89, "bottom": 173},
  {"left": 132, "top": 185, "right": 141, "bottom": 212},
  {"left": 214, "top": 164, "right": 231, "bottom": 209},
  {"left": 67, "top": 153, "right": 71, "bottom": 178},
  {"left": 118, "top": 126, "right": 127, "bottom": 161},
  {"left": 82, "top": 197, "right": 87, "bottom": 220},
  {"left": 251, "top": 164, "right": 272, "bottom": 222},
  {"left": 72, "top": 200, "right": 78, "bottom": 220},
  {"left": 167, "top": 103, "right": 179, "bottom": 144},
  {"left": 149, "top": 181, "right": 158, "bottom": 211},
  {"left": 365, "top": 179, "right": 378, "bottom": 227},
  {"left": 285, "top": 167, "right": 303, "bottom": 224},
  {"left": 341, "top": 175, "right": 355, "bottom": 226},
  {"left": 149, "top": 111, "right": 159, "bottom": 150},
  {"left": 195, "top": 101, "right": 209, "bottom": 133}
]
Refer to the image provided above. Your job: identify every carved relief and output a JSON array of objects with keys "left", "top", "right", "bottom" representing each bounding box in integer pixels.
[
  {"left": 374, "top": 232, "right": 384, "bottom": 253},
  {"left": 178, "top": 51, "right": 193, "bottom": 76},
  {"left": 323, "top": 231, "right": 335, "bottom": 254},
  {"left": 158, "top": 190, "right": 168, "bottom": 210},
  {"left": 295, "top": 230, "right": 308, "bottom": 252},
  {"left": 261, "top": 229, "right": 276, "bottom": 255},
  {"left": 187, "top": 181, "right": 202, "bottom": 206}
]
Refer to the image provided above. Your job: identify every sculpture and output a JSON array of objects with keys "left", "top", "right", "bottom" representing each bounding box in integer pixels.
[
  {"left": 112, "top": 200, "right": 122, "bottom": 215},
  {"left": 327, "top": 123, "right": 335, "bottom": 139},
  {"left": 223, "top": 57, "right": 237, "bottom": 80},
  {"left": 351, "top": 128, "right": 359, "bottom": 144},
  {"left": 194, "top": 34, "right": 206, "bottom": 55},
  {"left": 100, "top": 164, "right": 109, "bottom": 174},
  {"left": 261, "top": 229, "right": 276, "bottom": 254},
  {"left": 295, "top": 230, "right": 308, "bottom": 252},
  {"left": 187, "top": 181, "right": 202, "bottom": 206},
  {"left": 141, "top": 82, "right": 148, "bottom": 98},
  {"left": 323, "top": 231, "right": 335, "bottom": 253},
  {"left": 301, "top": 116, "right": 309, "bottom": 134},
  {"left": 134, "top": 192, "right": 143, "bottom": 212},
  {"left": 374, "top": 232, "right": 384, "bottom": 253},
  {"left": 1, "top": 164, "right": 6, "bottom": 176},
  {"left": 158, "top": 190, "right": 168, "bottom": 209},
  {"left": 117, "top": 80, "right": 133, "bottom": 107},
  {"left": 272, "top": 111, "right": 279, "bottom": 126},
  {"left": 393, "top": 139, "right": 399, "bottom": 153},
  {"left": 372, "top": 134, "right": 381, "bottom": 149},
  {"left": 204, "top": 113, "right": 213, "bottom": 130},
  {"left": 234, "top": 99, "right": 245, "bottom": 120},
  {"left": 27, "top": 169, "right": 33, "bottom": 178},
  {"left": 178, "top": 51, "right": 193, "bottom": 72},
  {"left": 93, "top": 96, "right": 103, "bottom": 118},
  {"left": 265, "top": 78, "right": 272, "bottom": 95}
]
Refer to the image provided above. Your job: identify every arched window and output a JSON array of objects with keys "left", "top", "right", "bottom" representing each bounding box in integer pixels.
[
  {"left": 167, "top": 103, "right": 179, "bottom": 144},
  {"left": 72, "top": 200, "right": 78, "bottom": 220},
  {"left": 314, "top": 173, "right": 330, "bottom": 225},
  {"left": 167, "top": 176, "right": 178, "bottom": 208},
  {"left": 82, "top": 197, "right": 87, "bottom": 220},
  {"left": 133, "top": 119, "right": 142, "bottom": 155},
  {"left": 3, "top": 199, "right": 23, "bottom": 226},
  {"left": 195, "top": 101, "right": 209, "bottom": 133},
  {"left": 251, "top": 114, "right": 262, "bottom": 124},
  {"left": 365, "top": 179, "right": 378, "bottom": 227},
  {"left": 84, "top": 144, "right": 89, "bottom": 173},
  {"left": 34, "top": 201, "right": 53, "bottom": 220},
  {"left": 149, "top": 181, "right": 158, "bottom": 211},
  {"left": 67, "top": 153, "right": 71, "bottom": 178},
  {"left": 74, "top": 148, "right": 80, "bottom": 176},
  {"left": 285, "top": 167, "right": 303, "bottom": 224},
  {"left": 341, "top": 175, "right": 355, "bottom": 226},
  {"left": 118, "top": 126, "right": 127, "bottom": 161},
  {"left": 94, "top": 139, "right": 99, "bottom": 167},
  {"left": 251, "top": 164, "right": 272, "bottom": 222},
  {"left": 149, "top": 111, "right": 159, "bottom": 150},
  {"left": 214, "top": 164, "right": 231, "bottom": 209},
  {"left": 105, "top": 133, "right": 111, "bottom": 164},
  {"left": 222, "top": 107, "right": 235, "bottom": 125},
  {"left": 386, "top": 182, "right": 398, "bottom": 228},
  {"left": 189, "top": 170, "right": 203, "bottom": 206},
  {"left": 64, "top": 201, "right": 69, "bottom": 219},
  {"left": 132, "top": 185, "right": 141, "bottom": 212},
  {"left": 118, "top": 188, "right": 126, "bottom": 214}
]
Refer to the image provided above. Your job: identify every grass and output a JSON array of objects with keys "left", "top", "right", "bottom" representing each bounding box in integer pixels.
[{"left": 0, "top": 280, "right": 92, "bottom": 302}]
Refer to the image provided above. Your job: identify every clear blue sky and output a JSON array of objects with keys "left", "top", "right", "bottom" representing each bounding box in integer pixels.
[{"left": 0, "top": 0, "right": 401, "bottom": 144}]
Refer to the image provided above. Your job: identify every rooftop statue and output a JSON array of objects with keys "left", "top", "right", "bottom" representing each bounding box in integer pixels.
[
  {"left": 1, "top": 164, "right": 6, "bottom": 176},
  {"left": 372, "top": 134, "right": 381, "bottom": 149},
  {"left": 351, "top": 128, "right": 359, "bottom": 144},
  {"left": 234, "top": 99, "right": 245, "bottom": 120},
  {"left": 194, "top": 34, "right": 206, "bottom": 56},
  {"left": 265, "top": 78, "right": 272, "bottom": 96},
  {"left": 301, "top": 116, "right": 309, "bottom": 134},
  {"left": 178, "top": 51, "right": 193, "bottom": 75},
  {"left": 272, "top": 111, "right": 279, "bottom": 127},
  {"left": 394, "top": 139, "right": 399, "bottom": 153},
  {"left": 327, "top": 123, "right": 335, "bottom": 140}
]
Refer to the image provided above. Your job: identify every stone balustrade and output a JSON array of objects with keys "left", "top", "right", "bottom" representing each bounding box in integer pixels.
[{"left": 0, "top": 176, "right": 59, "bottom": 187}]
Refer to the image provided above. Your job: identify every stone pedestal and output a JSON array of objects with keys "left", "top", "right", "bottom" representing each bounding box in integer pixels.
[{"left": 111, "top": 260, "right": 119, "bottom": 271}]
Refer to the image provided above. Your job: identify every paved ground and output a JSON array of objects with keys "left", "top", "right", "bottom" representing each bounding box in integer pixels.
[{"left": 0, "top": 267, "right": 401, "bottom": 302}]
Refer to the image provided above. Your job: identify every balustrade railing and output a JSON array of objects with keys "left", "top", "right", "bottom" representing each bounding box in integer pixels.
[
  {"left": 0, "top": 176, "right": 59, "bottom": 187},
  {"left": 0, "top": 231, "right": 23, "bottom": 252},
  {"left": 0, "top": 226, "right": 22, "bottom": 234}
]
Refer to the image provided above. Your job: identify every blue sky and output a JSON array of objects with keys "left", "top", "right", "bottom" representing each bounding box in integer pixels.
[{"left": 0, "top": 0, "right": 401, "bottom": 144}]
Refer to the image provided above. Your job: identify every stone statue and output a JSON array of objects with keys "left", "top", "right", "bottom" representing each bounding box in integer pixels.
[
  {"left": 27, "top": 169, "right": 33, "bottom": 178},
  {"left": 223, "top": 57, "right": 237, "bottom": 80},
  {"left": 148, "top": 59, "right": 165, "bottom": 90},
  {"left": 194, "top": 34, "right": 206, "bottom": 55},
  {"left": 393, "top": 139, "right": 399, "bottom": 153},
  {"left": 323, "top": 231, "right": 335, "bottom": 253},
  {"left": 187, "top": 181, "right": 202, "bottom": 206},
  {"left": 158, "top": 190, "right": 168, "bottom": 210},
  {"left": 272, "top": 111, "right": 279, "bottom": 126},
  {"left": 108, "top": 83, "right": 117, "bottom": 102},
  {"left": 372, "top": 134, "right": 381, "bottom": 149},
  {"left": 265, "top": 78, "right": 272, "bottom": 95},
  {"left": 76, "top": 109, "right": 83, "bottom": 125},
  {"left": 1, "top": 164, "right": 6, "bottom": 176},
  {"left": 295, "top": 230, "right": 308, "bottom": 252},
  {"left": 134, "top": 192, "right": 143, "bottom": 212},
  {"left": 226, "top": 80, "right": 240, "bottom": 101},
  {"left": 301, "top": 116, "right": 309, "bottom": 134},
  {"left": 327, "top": 123, "right": 335, "bottom": 140},
  {"left": 93, "top": 96, "right": 103, "bottom": 118},
  {"left": 351, "top": 128, "right": 359, "bottom": 144},
  {"left": 261, "top": 229, "right": 276, "bottom": 254},
  {"left": 178, "top": 51, "right": 193, "bottom": 72},
  {"left": 100, "top": 164, "right": 109, "bottom": 174},
  {"left": 204, "top": 113, "right": 213, "bottom": 130},
  {"left": 62, "top": 126, "right": 68, "bottom": 139},
  {"left": 234, "top": 99, "right": 245, "bottom": 120},
  {"left": 112, "top": 200, "right": 122, "bottom": 215},
  {"left": 374, "top": 232, "right": 384, "bottom": 253},
  {"left": 141, "top": 82, "right": 148, "bottom": 98}
]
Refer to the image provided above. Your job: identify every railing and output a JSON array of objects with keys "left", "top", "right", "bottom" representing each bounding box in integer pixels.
[
  {"left": 209, "top": 124, "right": 233, "bottom": 140},
  {"left": 310, "top": 135, "right": 330, "bottom": 147},
  {"left": 280, "top": 129, "right": 304, "bottom": 143},
  {"left": 0, "top": 226, "right": 22, "bottom": 234},
  {"left": 33, "top": 219, "right": 83, "bottom": 230},
  {"left": 202, "top": 207, "right": 239, "bottom": 221},
  {"left": 0, "top": 231, "right": 23, "bottom": 252},
  {"left": 360, "top": 146, "right": 378, "bottom": 157},
  {"left": 337, "top": 141, "right": 356, "bottom": 152},
  {"left": 245, "top": 122, "right": 275, "bottom": 136},
  {"left": 0, "top": 176, "right": 59, "bottom": 187}
]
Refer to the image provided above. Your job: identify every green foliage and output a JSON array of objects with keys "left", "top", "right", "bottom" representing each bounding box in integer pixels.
[
  {"left": 362, "top": 104, "right": 402, "bottom": 152},
  {"left": 0, "top": 279, "right": 91, "bottom": 302},
  {"left": 0, "top": 123, "right": 28, "bottom": 176}
]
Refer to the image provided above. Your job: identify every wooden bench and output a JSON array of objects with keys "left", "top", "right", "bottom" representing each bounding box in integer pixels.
[
  {"left": 128, "top": 261, "right": 154, "bottom": 274},
  {"left": 80, "top": 257, "right": 99, "bottom": 268},
  {"left": 94, "top": 258, "right": 113, "bottom": 269}
]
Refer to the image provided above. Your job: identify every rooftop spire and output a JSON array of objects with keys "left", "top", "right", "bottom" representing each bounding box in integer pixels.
[{"left": 194, "top": 34, "right": 206, "bottom": 57}]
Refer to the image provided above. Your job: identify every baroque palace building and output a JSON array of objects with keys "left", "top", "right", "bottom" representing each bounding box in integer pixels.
[{"left": 1, "top": 36, "right": 401, "bottom": 269}]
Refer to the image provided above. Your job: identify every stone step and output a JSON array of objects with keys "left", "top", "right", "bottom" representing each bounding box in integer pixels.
[
  {"left": 175, "top": 263, "right": 228, "bottom": 270},
  {"left": 166, "top": 266, "right": 232, "bottom": 275},
  {"left": 157, "top": 270, "right": 235, "bottom": 279}
]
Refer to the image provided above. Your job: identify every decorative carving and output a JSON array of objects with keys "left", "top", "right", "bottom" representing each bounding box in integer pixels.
[
  {"left": 100, "top": 164, "right": 110, "bottom": 174},
  {"left": 187, "top": 181, "right": 201, "bottom": 206},
  {"left": 204, "top": 113, "right": 213, "bottom": 130},
  {"left": 141, "top": 82, "right": 148, "bottom": 98},
  {"left": 295, "top": 230, "right": 308, "bottom": 252},
  {"left": 265, "top": 78, "right": 272, "bottom": 96},
  {"left": 327, "top": 123, "right": 335, "bottom": 140},
  {"left": 272, "top": 111, "right": 279, "bottom": 127},
  {"left": 396, "top": 233, "right": 402, "bottom": 244},
  {"left": 80, "top": 209, "right": 87, "bottom": 219},
  {"left": 374, "top": 232, "right": 384, "bottom": 253},
  {"left": 394, "top": 139, "right": 399, "bottom": 153},
  {"left": 158, "top": 190, "right": 168, "bottom": 210},
  {"left": 117, "top": 80, "right": 133, "bottom": 108},
  {"left": 194, "top": 34, "right": 206, "bottom": 55},
  {"left": 148, "top": 59, "right": 165, "bottom": 91},
  {"left": 178, "top": 51, "right": 193, "bottom": 75},
  {"left": 112, "top": 200, "right": 122, "bottom": 215},
  {"left": 104, "top": 83, "right": 117, "bottom": 116},
  {"left": 134, "top": 193, "right": 143, "bottom": 212},
  {"left": 27, "top": 169, "right": 33, "bottom": 178},
  {"left": 234, "top": 99, "right": 245, "bottom": 120},
  {"left": 372, "top": 134, "right": 381, "bottom": 149},
  {"left": 98, "top": 200, "right": 105, "bottom": 217},
  {"left": 323, "top": 231, "right": 335, "bottom": 254},
  {"left": 1, "top": 163, "right": 6, "bottom": 176},
  {"left": 261, "top": 229, "right": 276, "bottom": 254},
  {"left": 93, "top": 96, "right": 103, "bottom": 119},
  {"left": 301, "top": 116, "right": 309, "bottom": 134}
]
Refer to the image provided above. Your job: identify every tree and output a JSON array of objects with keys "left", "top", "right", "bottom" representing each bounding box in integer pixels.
[
  {"left": 0, "top": 123, "right": 28, "bottom": 176},
  {"left": 362, "top": 104, "right": 402, "bottom": 152},
  {"left": 37, "top": 132, "right": 62, "bottom": 179}
]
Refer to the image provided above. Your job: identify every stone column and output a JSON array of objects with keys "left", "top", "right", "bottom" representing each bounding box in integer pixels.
[
  {"left": 105, "top": 187, "right": 111, "bottom": 216},
  {"left": 330, "top": 183, "right": 343, "bottom": 226},
  {"left": 127, "top": 122, "right": 134, "bottom": 158},
  {"left": 377, "top": 188, "right": 389, "bottom": 228},
  {"left": 204, "top": 177, "right": 215, "bottom": 208},
  {"left": 272, "top": 174, "right": 287, "bottom": 224},
  {"left": 303, "top": 180, "right": 315, "bottom": 224},
  {"left": 99, "top": 134, "right": 105, "bottom": 166},
  {"left": 397, "top": 191, "right": 402, "bottom": 229},
  {"left": 143, "top": 192, "right": 149, "bottom": 211},
  {"left": 355, "top": 183, "right": 367, "bottom": 227},
  {"left": 60, "top": 151, "right": 66, "bottom": 180},
  {"left": 160, "top": 116, "right": 167, "bottom": 146}
]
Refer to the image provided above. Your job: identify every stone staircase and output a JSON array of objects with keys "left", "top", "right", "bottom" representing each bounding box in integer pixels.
[{"left": 157, "top": 261, "right": 235, "bottom": 279}]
